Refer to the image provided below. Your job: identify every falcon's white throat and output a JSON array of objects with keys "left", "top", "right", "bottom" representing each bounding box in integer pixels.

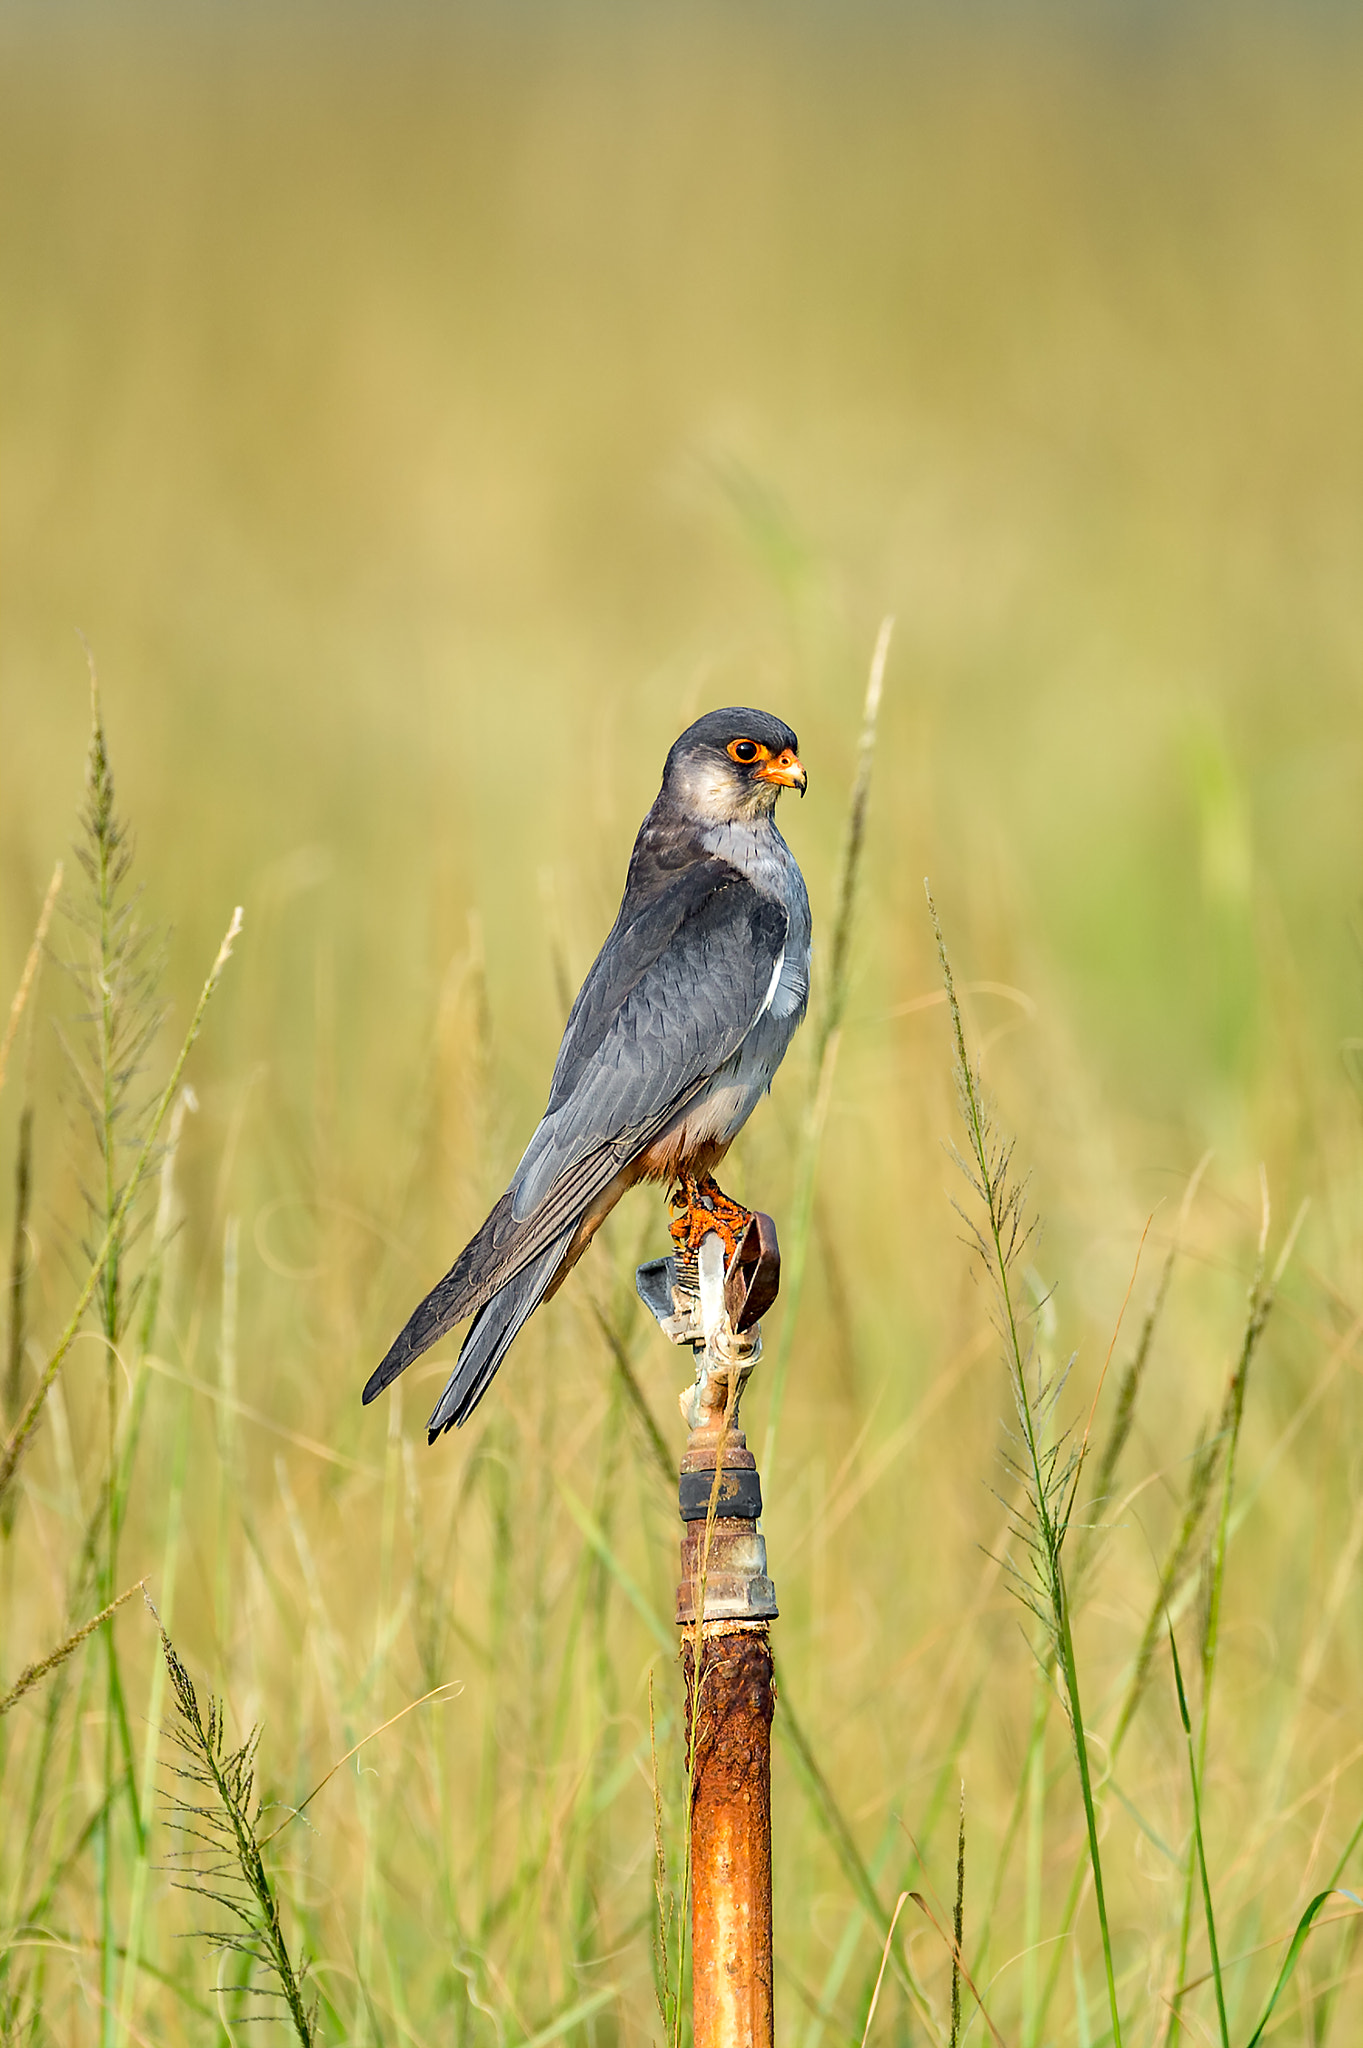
[{"left": 674, "top": 755, "right": 780, "bottom": 824}]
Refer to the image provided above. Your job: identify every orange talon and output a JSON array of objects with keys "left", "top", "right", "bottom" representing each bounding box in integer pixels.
[{"left": 668, "top": 1170, "right": 753, "bottom": 1264}]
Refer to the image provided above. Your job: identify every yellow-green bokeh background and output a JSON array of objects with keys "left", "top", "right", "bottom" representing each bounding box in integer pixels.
[{"left": 2, "top": 6, "right": 1362, "bottom": 2042}]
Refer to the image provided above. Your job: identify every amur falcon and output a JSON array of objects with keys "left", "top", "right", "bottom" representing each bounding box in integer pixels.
[{"left": 364, "top": 707, "right": 811, "bottom": 1441}]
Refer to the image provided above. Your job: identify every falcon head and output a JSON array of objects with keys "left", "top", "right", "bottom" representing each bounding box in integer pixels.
[{"left": 663, "top": 707, "right": 807, "bottom": 823}]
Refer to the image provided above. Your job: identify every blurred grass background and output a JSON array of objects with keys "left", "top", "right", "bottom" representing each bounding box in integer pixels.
[{"left": 2, "top": 3, "right": 1362, "bottom": 2042}]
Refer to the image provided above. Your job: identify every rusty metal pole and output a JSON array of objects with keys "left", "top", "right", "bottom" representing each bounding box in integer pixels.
[
  {"left": 638, "top": 1216, "right": 781, "bottom": 2048},
  {"left": 678, "top": 1419, "right": 776, "bottom": 2048}
]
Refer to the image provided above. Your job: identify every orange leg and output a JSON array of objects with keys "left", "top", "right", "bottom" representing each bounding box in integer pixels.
[{"left": 669, "top": 1170, "right": 753, "bottom": 1264}]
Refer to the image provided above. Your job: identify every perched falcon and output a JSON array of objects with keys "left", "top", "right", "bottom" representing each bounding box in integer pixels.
[{"left": 364, "top": 707, "right": 811, "bottom": 1441}]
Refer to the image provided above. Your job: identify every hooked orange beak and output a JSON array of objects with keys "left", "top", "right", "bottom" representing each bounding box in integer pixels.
[{"left": 754, "top": 748, "right": 807, "bottom": 795}]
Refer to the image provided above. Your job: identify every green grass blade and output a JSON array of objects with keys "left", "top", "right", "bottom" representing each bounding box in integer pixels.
[
  {"left": 556, "top": 1477, "right": 674, "bottom": 1655},
  {"left": 1168, "top": 1625, "right": 1229, "bottom": 2048},
  {"left": 1244, "top": 1887, "right": 1363, "bottom": 2048},
  {"left": 517, "top": 1986, "right": 617, "bottom": 2047}
]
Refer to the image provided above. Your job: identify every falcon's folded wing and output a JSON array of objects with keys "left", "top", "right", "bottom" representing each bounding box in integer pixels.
[{"left": 362, "top": 859, "right": 787, "bottom": 1402}]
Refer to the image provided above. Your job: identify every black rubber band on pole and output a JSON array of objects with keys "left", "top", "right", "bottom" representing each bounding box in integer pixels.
[{"left": 679, "top": 1467, "right": 763, "bottom": 1522}]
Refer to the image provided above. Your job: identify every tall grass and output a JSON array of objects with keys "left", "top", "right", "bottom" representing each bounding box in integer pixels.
[
  {"left": 4, "top": 8, "right": 1363, "bottom": 2044},
  {"left": 156, "top": 1617, "right": 316, "bottom": 2047},
  {"left": 930, "top": 889, "right": 1123, "bottom": 2045}
]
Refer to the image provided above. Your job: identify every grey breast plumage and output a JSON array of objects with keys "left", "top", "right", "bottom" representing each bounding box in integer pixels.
[
  {"left": 669, "top": 814, "right": 811, "bottom": 1155},
  {"left": 364, "top": 711, "right": 810, "bottom": 1441}
]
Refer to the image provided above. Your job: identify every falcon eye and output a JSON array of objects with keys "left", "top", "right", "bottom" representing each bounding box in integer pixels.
[{"left": 727, "top": 739, "right": 765, "bottom": 765}]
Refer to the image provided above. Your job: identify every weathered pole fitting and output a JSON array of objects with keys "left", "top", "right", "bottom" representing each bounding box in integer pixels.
[
  {"left": 637, "top": 1213, "right": 781, "bottom": 2048},
  {"left": 676, "top": 1426, "right": 775, "bottom": 1626}
]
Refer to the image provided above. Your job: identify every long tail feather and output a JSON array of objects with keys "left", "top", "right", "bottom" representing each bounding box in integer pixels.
[
  {"left": 362, "top": 1192, "right": 521, "bottom": 1404},
  {"left": 365, "top": 1124, "right": 648, "bottom": 1406},
  {"left": 425, "top": 1227, "right": 575, "bottom": 1439}
]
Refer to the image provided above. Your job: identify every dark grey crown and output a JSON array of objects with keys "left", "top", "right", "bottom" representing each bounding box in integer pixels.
[{"left": 664, "top": 707, "right": 799, "bottom": 777}]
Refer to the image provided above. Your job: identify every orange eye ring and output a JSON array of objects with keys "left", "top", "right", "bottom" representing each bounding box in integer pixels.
[{"left": 727, "top": 739, "right": 769, "bottom": 766}]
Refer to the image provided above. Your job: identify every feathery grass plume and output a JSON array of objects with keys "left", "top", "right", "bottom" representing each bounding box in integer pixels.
[
  {"left": 156, "top": 1619, "right": 317, "bottom": 2047},
  {"left": 0, "top": 1581, "right": 144, "bottom": 1720},
  {"left": 927, "top": 884, "right": 1124, "bottom": 2048},
  {"left": 0, "top": 702, "right": 239, "bottom": 2048},
  {"left": 62, "top": 662, "right": 170, "bottom": 1362},
  {"left": 62, "top": 665, "right": 173, "bottom": 2045}
]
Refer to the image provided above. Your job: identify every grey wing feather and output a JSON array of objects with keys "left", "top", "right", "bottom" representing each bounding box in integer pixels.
[{"left": 511, "top": 878, "right": 786, "bottom": 1218}]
